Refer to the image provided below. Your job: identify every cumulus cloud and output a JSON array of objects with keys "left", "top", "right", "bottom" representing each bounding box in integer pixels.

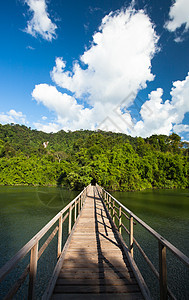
[
  {"left": 165, "top": 0, "right": 189, "bottom": 41},
  {"left": 132, "top": 73, "right": 189, "bottom": 137},
  {"left": 32, "top": 84, "right": 94, "bottom": 131},
  {"left": 24, "top": 0, "right": 57, "bottom": 41},
  {"left": 31, "top": 7, "right": 188, "bottom": 137},
  {"left": 51, "top": 8, "right": 158, "bottom": 106},
  {"left": 0, "top": 110, "right": 27, "bottom": 125},
  {"left": 32, "top": 7, "right": 159, "bottom": 132}
]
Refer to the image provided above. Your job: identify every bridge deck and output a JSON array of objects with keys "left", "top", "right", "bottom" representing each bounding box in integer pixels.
[{"left": 52, "top": 186, "right": 144, "bottom": 299}]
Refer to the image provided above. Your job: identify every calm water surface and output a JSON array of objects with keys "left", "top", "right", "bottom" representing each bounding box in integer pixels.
[
  {"left": 0, "top": 187, "right": 188, "bottom": 299},
  {"left": 0, "top": 186, "right": 79, "bottom": 299},
  {"left": 111, "top": 189, "right": 189, "bottom": 299}
]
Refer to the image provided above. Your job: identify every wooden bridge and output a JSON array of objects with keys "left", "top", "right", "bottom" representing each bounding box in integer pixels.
[{"left": 0, "top": 184, "right": 189, "bottom": 299}]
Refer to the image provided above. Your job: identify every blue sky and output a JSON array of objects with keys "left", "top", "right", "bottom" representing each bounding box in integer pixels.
[{"left": 0, "top": 0, "right": 189, "bottom": 140}]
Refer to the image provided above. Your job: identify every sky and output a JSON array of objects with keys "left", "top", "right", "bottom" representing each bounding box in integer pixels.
[{"left": 0, "top": 0, "right": 189, "bottom": 140}]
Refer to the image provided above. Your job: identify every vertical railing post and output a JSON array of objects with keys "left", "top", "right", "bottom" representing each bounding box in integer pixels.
[
  {"left": 68, "top": 206, "right": 72, "bottom": 234},
  {"left": 129, "top": 216, "right": 134, "bottom": 258},
  {"left": 103, "top": 190, "right": 105, "bottom": 202},
  {"left": 28, "top": 242, "right": 39, "bottom": 300},
  {"left": 159, "top": 242, "right": 167, "bottom": 300},
  {"left": 74, "top": 200, "right": 77, "bottom": 222},
  {"left": 119, "top": 206, "right": 122, "bottom": 234},
  {"left": 78, "top": 196, "right": 81, "bottom": 214},
  {"left": 80, "top": 194, "right": 82, "bottom": 210},
  {"left": 113, "top": 200, "right": 115, "bottom": 223},
  {"left": 57, "top": 215, "right": 62, "bottom": 258},
  {"left": 109, "top": 196, "right": 111, "bottom": 214}
]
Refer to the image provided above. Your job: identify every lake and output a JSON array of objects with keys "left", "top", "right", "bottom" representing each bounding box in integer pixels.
[
  {"left": 0, "top": 187, "right": 188, "bottom": 299},
  {"left": 111, "top": 189, "right": 189, "bottom": 299}
]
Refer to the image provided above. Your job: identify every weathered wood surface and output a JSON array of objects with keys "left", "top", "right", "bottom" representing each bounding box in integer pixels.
[{"left": 52, "top": 186, "right": 144, "bottom": 299}]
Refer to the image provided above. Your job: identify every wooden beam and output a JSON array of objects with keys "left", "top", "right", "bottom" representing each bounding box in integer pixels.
[
  {"left": 159, "top": 242, "right": 167, "bottom": 300},
  {"left": 28, "top": 242, "right": 39, "bottom": 300},
  {"left": 57, "top": 215, "right": 62, "bottom": 258},
  {"left": 130, "top": 216, "right": 134, "bottom": 258}
]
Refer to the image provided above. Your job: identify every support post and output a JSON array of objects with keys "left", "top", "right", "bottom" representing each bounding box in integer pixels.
[
  {"left": 80, "top": 195, "right": 82, "bottom": 210},
  {"left": 130, "top": 216, "right": 134, "bottom": 257},
  {"left": 78, "top": 196, "right": 81, "bottom": 213},
  {"left": 68, "top": 206, "right": 72, "bottom": 234},
  {"left": 28, "top": 242, "right": 39, "bottom": 300},
  {"left": 119, "top": 206, "right": 122, "bottom": 234},
  {"left": 74, "top": 201, "right": 77, "bottom": 222},
  {"left": 159, "top": 242, "right": 167, "bottom": 300},
  {"left": 113, "top": 200, "right": 115, "bottom": 223},
  {"left": 57, "top": 215, "right": 62, "bottom": 258}
]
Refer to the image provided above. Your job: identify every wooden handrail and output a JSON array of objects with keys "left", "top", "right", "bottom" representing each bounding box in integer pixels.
[
  {"left": 0, "top": 184, "right": 89, "bottom": 299},
  {"left": 98, "top": 185, "right": 189, "bottom": 267},
  {"left": 96, "top": 184, "right": 189, "bottom": 300}
]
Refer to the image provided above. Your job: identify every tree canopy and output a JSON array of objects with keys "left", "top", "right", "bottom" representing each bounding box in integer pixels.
[{"left": 0, "top": 124, "right": 188, "bottom": 191}]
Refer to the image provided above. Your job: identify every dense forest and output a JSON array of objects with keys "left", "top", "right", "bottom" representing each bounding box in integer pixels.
[{"left": 0, "top": 123, "right": 188, "bottom": 191}]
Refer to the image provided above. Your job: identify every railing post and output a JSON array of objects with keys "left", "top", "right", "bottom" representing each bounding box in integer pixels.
[
  {"left": 119, "top": 206, "right": 122, "bottom": 234},
  {"left": 57, "top": 215, "right": 62, "bottom": 258},
  {"left": 80, "top": 195, "right": 82, "bottom": 210},
  {"left": 130, "top": 216, "right": 134, "bottom": 258},
  {"left": 113, "top": 200, "right": 115, "bottom": 223},
  {"left": 159, "top": 242, "right": 167, "bottom": 300},
  {"left": 78, "top": 196, "right": 81, "bottom": 213},
  {"left": 68, "top": 206, "right": 72, "bottom": 234},
  {"left": 74, "top": 201, "right": 77, "bottom": 222},
  {"left": 28, "top": 242, "right": 39, "bottom": 300}
]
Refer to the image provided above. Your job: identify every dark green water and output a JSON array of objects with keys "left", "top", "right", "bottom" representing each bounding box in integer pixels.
[
  {"left": 0, "top": 187, "right": 188, "bottom": 299},
  {"left": 111, "top": 189, "right": 189, "bottom": 299},
  {"left": 0, "top": 186, "right": 79, "bottom": 299}
]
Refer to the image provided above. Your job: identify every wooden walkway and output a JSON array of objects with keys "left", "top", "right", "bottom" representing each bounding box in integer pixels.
[{"left": 51, "top": 186, "right": 144, "bottom": 299}]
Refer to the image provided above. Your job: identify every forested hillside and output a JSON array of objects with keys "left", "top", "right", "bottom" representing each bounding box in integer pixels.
[{"left": 0, "top": 123, "right": 188, "bottom": 191}]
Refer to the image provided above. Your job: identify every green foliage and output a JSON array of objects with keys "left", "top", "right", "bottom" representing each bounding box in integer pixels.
[{"left": 0, "top": 124, "right": 188, "bottom": 190}]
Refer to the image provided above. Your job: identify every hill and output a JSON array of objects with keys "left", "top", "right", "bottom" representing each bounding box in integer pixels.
[{"left": 0, "top": 123, "right": 188, "bottom": 190}]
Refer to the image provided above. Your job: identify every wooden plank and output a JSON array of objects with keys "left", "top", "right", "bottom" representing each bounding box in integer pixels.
[
  {"left": 53, "top": 284, "right": 140, "bottom": 294},
  {"left": 52, "top": 293, "right": 144, "bottom": 300},
  {"left": 56, "top": 278, "right": 137, "bottom": 286},
  {"left": 59, "top": 271, "right": 134, "bottom": 279}
]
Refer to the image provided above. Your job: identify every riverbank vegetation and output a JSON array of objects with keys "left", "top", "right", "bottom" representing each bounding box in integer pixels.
[{"left": 0, "top": 124, "right": 188, "bottom": 191}]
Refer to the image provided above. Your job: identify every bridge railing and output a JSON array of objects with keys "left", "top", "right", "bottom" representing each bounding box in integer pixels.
[
  {"left": 96, "top": 184, "right": 189, "bottom": 300},
  {"left": 0, "top": 185, "right": 89, "bottom": 300}
]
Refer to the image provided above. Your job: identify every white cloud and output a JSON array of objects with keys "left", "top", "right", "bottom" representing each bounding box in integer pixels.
[
  {"left": 32, "top": 84, "right": 94, "bottom": 131},
  {"left": 0, "top": 110, "right": 27, "bottom": 125},
  {"left": 33, "top": 121, "right": 61, "bottom": 133},
  {"left": 165, "top": 0, "right": 189, "bottom": 40},
  {"left": 173, "top": 124, "right": 189, "bottom": 134},
  {"left": 51, "top": 8, "right": 158, "bottom": 106},
  {"left": 26, "top": 45, "right": 35, "bottom": 50},
  {"left": 132, "top": 73, "right": 189, "bottom": 137},
  {"left": 24, "top": 0, "right": 57, "bottom": 41},
  {"left": 32, "top": 7, "right": 159, "bottom": 132},
  {"left": 31, "top": 7, "right": 188, "bottom": 138},
  {"left": 31, "top": 74, "right": 189, "bottom": 136}
]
